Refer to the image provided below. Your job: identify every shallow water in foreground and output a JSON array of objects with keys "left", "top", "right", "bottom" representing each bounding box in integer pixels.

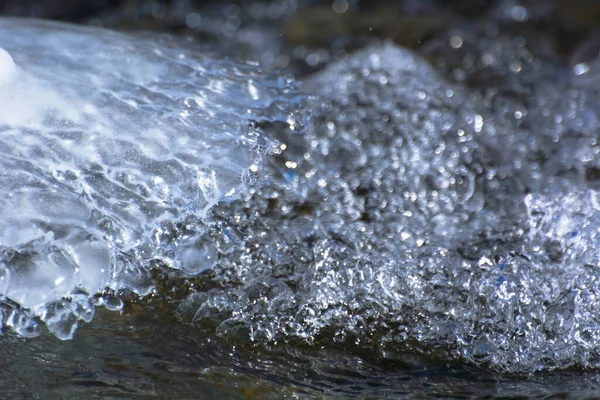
[
  {"left": 3, "top": 1, "right": 600, "bottom": 397},
  {"left": 16, "top": 308, "right": 595, "bottom": 399},
  {"left": 5, "top": 308, "right": 600, "bottom": 399}
]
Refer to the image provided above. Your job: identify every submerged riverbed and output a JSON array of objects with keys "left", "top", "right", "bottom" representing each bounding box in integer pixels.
[{"left": 2, "top": 0, "right": 600, "bottom": 398}]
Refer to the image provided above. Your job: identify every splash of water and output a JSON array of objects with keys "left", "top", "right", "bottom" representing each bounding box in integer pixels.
[{"left": 179, "top": 41, "right": 600, "bottom": 373}]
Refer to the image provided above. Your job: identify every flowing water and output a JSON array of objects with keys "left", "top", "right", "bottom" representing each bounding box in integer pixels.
[{"left": 2, "top": 1, "right": 600, "bottom": 397}]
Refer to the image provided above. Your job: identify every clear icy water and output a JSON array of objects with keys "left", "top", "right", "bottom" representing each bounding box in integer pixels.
[{"left": 2, "top": 5, "right": 600, "bottom": 395}]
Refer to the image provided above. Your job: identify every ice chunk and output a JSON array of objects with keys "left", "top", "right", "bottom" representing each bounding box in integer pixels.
[{"left": 0, "top": 18, "right": 309, "bottom": 338}]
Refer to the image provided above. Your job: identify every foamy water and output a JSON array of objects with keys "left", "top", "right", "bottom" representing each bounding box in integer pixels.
[{"left": 178, "top": 41, "right": 600, "bottom": 374}]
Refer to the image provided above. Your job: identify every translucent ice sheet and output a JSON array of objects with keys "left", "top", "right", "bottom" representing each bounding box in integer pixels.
[{"left": 0, "top": 18, "right": 309, "bottom": 339}]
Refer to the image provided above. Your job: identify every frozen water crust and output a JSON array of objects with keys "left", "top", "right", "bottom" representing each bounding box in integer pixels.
[
  {"left": 4, "top": 15, "right": 600, "bottom": 375},
  {"left": 0, "top": 18, "right": 309, "bottom": 339},
  {"left": 179, "top": 41, "right": 600, "bottom": 373}
]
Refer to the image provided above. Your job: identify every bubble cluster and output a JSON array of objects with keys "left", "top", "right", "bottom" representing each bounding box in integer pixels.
[{"left": 179, "top": 40, "right": 600, "bottom": 373}]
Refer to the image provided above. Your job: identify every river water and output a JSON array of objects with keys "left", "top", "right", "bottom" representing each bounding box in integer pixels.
[{"left": 2, "top": 1, "right": 600, "bottom": 398}]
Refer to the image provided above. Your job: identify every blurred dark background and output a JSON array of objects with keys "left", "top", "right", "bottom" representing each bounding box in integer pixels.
[{"left": 1, "top": 0, "right": 599, "bottom": 77}]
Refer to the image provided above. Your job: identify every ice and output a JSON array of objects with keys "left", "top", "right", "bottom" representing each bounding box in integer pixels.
[
  {"left": 0, "top": 18, "right": 310, "bottom": 339},
  {"left": 3, "top": 13, "right": 600, "bottom": 375}
]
